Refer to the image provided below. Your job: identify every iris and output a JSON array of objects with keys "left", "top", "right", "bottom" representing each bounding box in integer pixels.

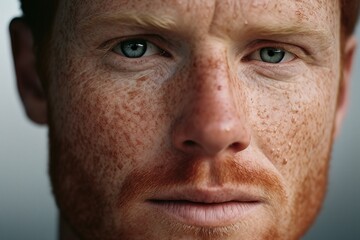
[
  {"left": 260, "top": 48, "right": 286, "bottom": 63},
  {"left": 120, "top": 39, "right": 148, "bottom": 58}
]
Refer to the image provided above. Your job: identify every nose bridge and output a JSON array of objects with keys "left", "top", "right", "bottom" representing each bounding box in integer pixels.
[
  {"left": 191, "top": 48, "right": 237, "bottom": 125},
  {"left": 172, "top": 43, "right": 250, "bottom": 157}
]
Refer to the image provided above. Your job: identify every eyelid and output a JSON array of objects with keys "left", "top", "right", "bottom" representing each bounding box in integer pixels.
[
  {"left": 247, "top": 48, "right": 296, "bottom": 63},
  {"left": 98, "top": 35, "right": 171, "bottom": 57},
  {"left": 242, "top": 40, "right": 306, "bottom": 63},
  {"left": 112, "top": 39, "right": 161, "bottom": 57}
]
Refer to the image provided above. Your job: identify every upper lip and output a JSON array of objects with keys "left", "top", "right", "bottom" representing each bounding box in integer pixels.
[{"left": 147, "top": 187, "right": 265, "bottom": 204}]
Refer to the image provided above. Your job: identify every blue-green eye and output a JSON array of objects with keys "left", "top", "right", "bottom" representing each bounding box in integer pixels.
[
  {"left": 248, "top": 47, "right": 295, "bottom": 64},
  {"left": 113, "top": 39, "right": 162, "bottom": 58},
  {"left": 260, "top": 48, "right": 285, "bottom": 63}
]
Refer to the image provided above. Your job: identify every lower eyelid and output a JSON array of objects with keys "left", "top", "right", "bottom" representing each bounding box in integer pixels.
[{"left": 245, "top": 49, "right": 296, "bottom": 63}]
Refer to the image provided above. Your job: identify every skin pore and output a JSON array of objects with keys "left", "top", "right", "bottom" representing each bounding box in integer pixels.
[{"left": 14, "top": 0, "right": 356, "bottom": 239}]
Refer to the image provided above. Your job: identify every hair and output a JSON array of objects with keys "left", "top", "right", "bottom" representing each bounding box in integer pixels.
[
  {"left": 19, "top": 0, "right": 360, "bottom": 48},
  {"left": 19, "top": 0, "right": 58, "bottom": 47},
  {"left": 341, "top": 0, "right": 360, "bottom": 36}
]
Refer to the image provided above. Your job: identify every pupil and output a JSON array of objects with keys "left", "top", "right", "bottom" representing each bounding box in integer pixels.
[
  {"left": 121, "top": 39, "right": 147, "bottom": 58},
  {"left": 131, "top": 44, "right": 139, "bottom": 50}
]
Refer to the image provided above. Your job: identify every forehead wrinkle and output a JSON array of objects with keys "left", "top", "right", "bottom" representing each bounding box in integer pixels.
[
  {"left": 77, "top": 12, "right": 177, "bottom": 32},
  {"left": 209, "top": 0, "right": 337, "bottom": 41}
]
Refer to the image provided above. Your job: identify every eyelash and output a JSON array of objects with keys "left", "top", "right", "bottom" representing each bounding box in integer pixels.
[
  {"left": 109, "top": 38, "right": 172, "bottom": 59},
  {"left": 242, "top": 42, "right": 301, "bottom": 64},
  {"left": 246, "top": 47, "right": 296, "bottom": 64},
  {"left": 105, "top": 37, "right": 300, "bottom": 68}
]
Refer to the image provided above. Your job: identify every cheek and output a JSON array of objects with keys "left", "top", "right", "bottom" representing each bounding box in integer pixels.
[
  {"left": 246, "top": 68, "right": 339, "bottom": 235},
  {"left": 47, "top": 62, "right": 177, "bottom": 233},
  {"left": 248, "top": 69, "right": 338, "bottom": 171},
  {"left": 50, "top": 72, "right": 169, "bottom": 177}
]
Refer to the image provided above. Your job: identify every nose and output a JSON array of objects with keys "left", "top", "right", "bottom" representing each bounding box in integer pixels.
[{"left": 172, "top": 48, "right": 251, "bottom": 157}]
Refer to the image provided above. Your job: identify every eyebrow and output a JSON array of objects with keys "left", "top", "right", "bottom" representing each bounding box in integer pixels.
[
  {"left": 77, "top": 12, "right": 177, "bottom": 32},
  {"left": 241, "top": 23, "right": 335, "bottom": 51},
  {"left": 77, "top": 12, "right": 335, "bottom": 53},
  {"left": 249, "top": 24, "right": 331, "bottom": 39}
]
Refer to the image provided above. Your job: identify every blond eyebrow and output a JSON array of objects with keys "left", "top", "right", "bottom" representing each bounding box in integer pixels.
[
  {"left": 77, "top": 11, "right": 335, "bottom": 53},
  {"left": 243, "top": 23, "right": 335, "bottom": 50},
  {"left": 77, "top": 12, "right": 177, "bottom": 31},
  {"left": 252, "top": 24, "right": 331, "bottom": 39}
]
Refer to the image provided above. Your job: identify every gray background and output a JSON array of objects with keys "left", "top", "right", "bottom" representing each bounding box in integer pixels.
[{"left": 0, "top": 1, "right": 359, "bottom": 239}]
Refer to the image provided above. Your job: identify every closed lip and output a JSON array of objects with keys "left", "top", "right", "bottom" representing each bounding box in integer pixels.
[{"left": 147, "top": 187, "right": 265, "bottom": 227}]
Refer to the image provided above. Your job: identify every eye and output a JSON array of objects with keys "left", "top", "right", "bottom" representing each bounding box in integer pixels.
[
  {"left": 248, "top": 47, "right": 296, "bottom": 64},
  {"left": 112, "top": 38, "right": 164, "bottom": 58}
]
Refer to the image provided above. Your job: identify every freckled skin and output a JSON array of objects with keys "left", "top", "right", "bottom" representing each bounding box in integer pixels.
[{"left": 42, "top": 0, "right": 345, "bottom": 239}]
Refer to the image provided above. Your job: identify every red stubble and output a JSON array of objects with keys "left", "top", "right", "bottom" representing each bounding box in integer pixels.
[{"left": 117, "top": 154, "right": 287, "bottom": 210}]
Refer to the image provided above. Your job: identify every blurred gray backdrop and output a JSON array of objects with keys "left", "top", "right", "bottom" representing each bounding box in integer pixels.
[{"left": 0, "top": 1, "right": 359, "bottom": 239}]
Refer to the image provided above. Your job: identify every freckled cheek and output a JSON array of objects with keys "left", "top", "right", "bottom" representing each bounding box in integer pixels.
[
  {"left": 50, "top": 76, "right": 172, "bottom": 183},
  {"left": 251, "top": 78, "right": 337, "bottom": 170}
]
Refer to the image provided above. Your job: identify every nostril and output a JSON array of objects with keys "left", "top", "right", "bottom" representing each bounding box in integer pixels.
[
  {"left": 183, "top": 140, "right": 197, "bottom": 147},
  {"left": 230, "top": 142, "right": 240, "bottom": 148},
  {"left": 229, "top": 142, "right": 246, "bottom": 152}
]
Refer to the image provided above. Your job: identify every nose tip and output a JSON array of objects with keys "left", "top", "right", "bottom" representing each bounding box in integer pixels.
[{"left": 173, "top": 115, "right": 251, "bottom": 157}]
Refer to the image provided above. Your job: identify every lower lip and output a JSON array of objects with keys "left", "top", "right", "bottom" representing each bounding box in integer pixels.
[{"left": 148, "top": 200, "right": 261, "bottom": 227}]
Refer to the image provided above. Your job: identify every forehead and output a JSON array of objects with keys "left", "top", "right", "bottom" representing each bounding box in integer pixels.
[
  {"left": 66, "top": 0, "right": 338, "bottom": 13},
  {"left": 59, "top": 0, "right": 340, "bottom": 31}
]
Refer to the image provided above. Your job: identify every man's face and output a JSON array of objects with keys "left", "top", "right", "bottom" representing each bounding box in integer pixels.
[{"left": 46, "top": 0, "right": 342, "bottom": 239}]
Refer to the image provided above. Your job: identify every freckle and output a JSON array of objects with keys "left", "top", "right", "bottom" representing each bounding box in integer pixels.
[
  {"left": 291, "top": 106, "right": 299, "bottom": 113},
  {"left": 137, "top": 76, "right": 147, "bottom": 82},
  {"left": 273, "top": 126, "right": 278, "bottom": 133},
  {"left": 217, "top": 85, "right": 222, "bottom": 91},
  {"left": 128, "top": 90, "right": 139, "bottom": 99}
]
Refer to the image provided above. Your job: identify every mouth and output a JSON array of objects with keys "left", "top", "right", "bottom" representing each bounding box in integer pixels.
[{"left": 147, "top": 189, "right": 264, "bottom": 227}]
